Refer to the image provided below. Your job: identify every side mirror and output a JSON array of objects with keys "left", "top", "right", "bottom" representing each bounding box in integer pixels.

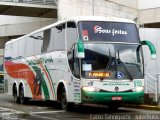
[
  {"left": 140, "top": 40, "right": 156, "bottom": 59},
  {"left": 76, "top": 39, "right": 85, "bottom": 58}
]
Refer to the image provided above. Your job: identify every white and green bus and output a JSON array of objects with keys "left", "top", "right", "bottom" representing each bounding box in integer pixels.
[{"left": 4, "top": 16, "right": 156, "bottom": 110}]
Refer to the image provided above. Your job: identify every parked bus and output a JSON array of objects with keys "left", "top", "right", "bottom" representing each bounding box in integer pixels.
[
  {"left": 4, "top": 16, "right": 156, "bottom": 110},
  {"left": 0, "top": 73, "right": 4, "bottom": 92}
]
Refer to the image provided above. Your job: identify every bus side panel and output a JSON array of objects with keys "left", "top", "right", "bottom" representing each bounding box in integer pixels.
[
  {"left": 46, "top": 51, "right": 77, "bottom": 103},
  {"left": 53, "top": 51, "right": 81, "bottom": 103},
  {"left": 4, "top": 74, "right": 14, "bottom": 96},
  {"left": 44, "top": 51, "right": 71, "bottom": 101}
]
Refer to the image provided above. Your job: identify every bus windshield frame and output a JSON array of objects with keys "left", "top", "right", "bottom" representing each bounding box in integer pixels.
[
  {"left": 80, "top": 42, "right": 144, "bottom": 80},
  {"left": 78, "top": 21, "right": 140, "bottom": 43}
]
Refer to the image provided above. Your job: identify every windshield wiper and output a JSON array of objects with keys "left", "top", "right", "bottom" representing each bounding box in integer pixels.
[{"left": 117, "top": 50, "right": 133, "bottom": 81}]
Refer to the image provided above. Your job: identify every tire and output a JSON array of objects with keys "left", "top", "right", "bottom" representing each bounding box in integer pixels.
[
  {"left": 60, "top": 86, "right": 73, "bottom": 111},
  {"left": 13, "top": 85, "right": 20, "bottom": 103},
  {"left": 19, "top": 86, "right": 29, "bottom": 104}
]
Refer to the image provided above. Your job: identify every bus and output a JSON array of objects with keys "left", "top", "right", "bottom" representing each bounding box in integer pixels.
[
  {"left": 0, "top": 73, "right": 4, "bottom": 92},
  {"left": 4, "top": 16, "right": 156, "bottom": 110}
]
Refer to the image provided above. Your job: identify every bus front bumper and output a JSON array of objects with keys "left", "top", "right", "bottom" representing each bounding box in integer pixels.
[{"left": 81, "top": 90, "right": 144, "bottom": 104}]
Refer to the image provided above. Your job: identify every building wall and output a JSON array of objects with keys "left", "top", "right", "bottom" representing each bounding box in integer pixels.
[
  {"left": 0, "top": 37, "right": 9, "bottom": 49},
  {"left": 0, "top": 15, "right": 57, "bottom": 37},
  {"left": 109, "top": 0, "right": 138, "bottom": 9},
  {"left": 139, "top": 8, "right": 160, "bottom": 24},
  {"left": 138, "top": 0, "right": 160, "bottom": 9},
  {"left": 138, "top": 0, "right": 160, "bottom": 24},
  {"left": 58, "top": 0, "right": 138, "bottom": 21},
  {"left": 58, "top": 0, "right": 160, "bottom": 26}
]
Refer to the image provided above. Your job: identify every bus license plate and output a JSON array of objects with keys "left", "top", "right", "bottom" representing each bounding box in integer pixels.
[{"left": 112, "top": 96, "right": 122, "bottom": 100}]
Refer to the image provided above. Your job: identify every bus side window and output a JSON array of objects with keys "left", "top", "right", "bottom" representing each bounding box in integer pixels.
[
  {"left": 26, "top": 36, "right": 34, "bottom": 57},
  {"left": 11, "top": 41, "right": 19, "bottom": 59},
  {"left": 41, "top": 29, "right": 51, "bottom": 53},
  {"left": 73, "top": 58, "right": 80, "bottom": 78},
  {"left": 19, "top": 39, "right": 26, "bottom": 58},
  {"left": 4, "top": 44, "right": 12, "bottom": 60},
  {"left": 68, "top": 50, "right": 74, "bottom": 73},
  {"left": 66, "top": 22, "right": 77, "bottom": 51},
  {"left": 68, "top": 50, "right": 80, "bottom": 79},
  {"left": 30, "top": 32, "right": 43, "bottom": 55},
  {"left": 53, "top": 23, "right": 65, "bottom": 51}
]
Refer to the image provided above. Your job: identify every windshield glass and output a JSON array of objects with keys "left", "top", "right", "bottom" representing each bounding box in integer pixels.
[
  {"left": 81, "top": 43, "right": 143, "bottom": 79},
  {"left": 78, "top": 21, "right": 139, "bottom": 43}
]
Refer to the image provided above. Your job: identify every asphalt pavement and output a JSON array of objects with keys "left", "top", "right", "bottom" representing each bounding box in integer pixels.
[{"left": 0, "top": 93, "right": 160, "bottom": 120}]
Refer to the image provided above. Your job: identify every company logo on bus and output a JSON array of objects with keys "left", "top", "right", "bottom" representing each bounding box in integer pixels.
[
  {"left": 93, "top": 25, "right": 128, "bottom": 36},
  {"left": 94, "top": 25, "right": 111, "bottom": 34}
]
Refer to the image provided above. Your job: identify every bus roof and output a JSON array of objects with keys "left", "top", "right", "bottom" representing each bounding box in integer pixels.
[
  {"left": 68, "top": 16, "right": 135, "bottom": 23},
  {"left": 5, "top": 16, "right": 135, "bottom": 45}
]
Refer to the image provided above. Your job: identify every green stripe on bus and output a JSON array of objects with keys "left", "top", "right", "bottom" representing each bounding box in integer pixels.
[
  {"left": 41, "top": 76, "right": 50, "bottom": 100},
  {"left": 32, "top": 66, "right": 50, "bottom": 100},
  {"left": 44, "top": 65, "right": 56, "bottom": 97}
]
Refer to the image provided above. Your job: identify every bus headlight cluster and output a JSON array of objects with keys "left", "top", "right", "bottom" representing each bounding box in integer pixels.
[
  {"left": 133, "top": 86, "right": 144, "bottom": 92},
  {"left": 82, "top": 86, "right": 100, "bottom": 92}
]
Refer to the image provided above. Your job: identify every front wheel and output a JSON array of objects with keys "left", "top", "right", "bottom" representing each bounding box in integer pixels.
[{"left": 60, "top": 87, "right": 73, "bottom": 111}]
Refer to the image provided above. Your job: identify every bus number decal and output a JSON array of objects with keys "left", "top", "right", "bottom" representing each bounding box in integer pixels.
[{"left": 134, "top": 80, "right": 142, "bottom": 87}]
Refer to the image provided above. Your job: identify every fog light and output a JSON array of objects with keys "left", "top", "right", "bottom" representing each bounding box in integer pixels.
[
  {"left": 135, "top": 87, "right": 144, "bottom": 92},
  {"left": 82, "top": 87, "right": 100, "bottom": 92}
]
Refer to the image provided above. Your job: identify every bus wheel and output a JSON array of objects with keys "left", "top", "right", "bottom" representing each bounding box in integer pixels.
[
  {"left": 13, "top": 85, "right": 20, "bottom": 103},
  {"left": 60, "top": 87, "right": 73, "bottom": 111},
  {"left": 19, "top": 86, "right": 28, "bottom": 104}
]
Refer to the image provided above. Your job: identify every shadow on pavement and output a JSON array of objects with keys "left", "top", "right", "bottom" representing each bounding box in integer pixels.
[{"left": 25, "top": 100, "right": 135, "bottom": 114}]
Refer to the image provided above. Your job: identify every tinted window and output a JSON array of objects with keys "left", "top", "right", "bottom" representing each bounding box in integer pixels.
[
  {"left": 29, "top": 32, "right": 43, "bottom": 55},
  {"left": 41, "top": 29, "right": 51, "bottom": 53},
  {"left": 66, "top": 22, "right": 78, "bottom": 50},
  {"left": 26, "top": 37, "right": 33, "bottom": 56},
  {"left": 12, "top": 41, "right": 19, "bottom": 59},
  {"left": 19, "top": 39, "right": 26, "bottom": 58},
  {"left": 78, "top": 21, "right": 139, "bottom": 43},
  {"left": 52, "top": 23, "right": 65, "bottom": 50},
  {"left": 81, "top": 43, "right": 143, "bottom": 79},
  {"left": 4, "top": 44, "right": 12, "bottom": 60}
]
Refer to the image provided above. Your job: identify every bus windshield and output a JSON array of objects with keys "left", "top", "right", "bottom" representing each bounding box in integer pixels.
[
  {"left": 78, "top": 21, "right": 139, "bottom": 43},
  {"left": 81, "top": 43, "right": 143, "bottom": 79}
]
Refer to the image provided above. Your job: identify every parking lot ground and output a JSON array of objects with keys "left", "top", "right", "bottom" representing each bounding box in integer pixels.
[{"left": 1, "top": 93, "right": 160, "bottom": 120}]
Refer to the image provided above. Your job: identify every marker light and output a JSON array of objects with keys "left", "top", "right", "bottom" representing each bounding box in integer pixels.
[{"left": 134, "top": 86, "right": 144, "bottom": 92}]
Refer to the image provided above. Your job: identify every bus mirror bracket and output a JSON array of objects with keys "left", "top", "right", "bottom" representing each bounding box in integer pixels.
[
  {"left": 140, "top": 40, "right": 156, "bottom": 59},
  {"left": 76, "top": 39, "right": 85, "bottom": 58}
]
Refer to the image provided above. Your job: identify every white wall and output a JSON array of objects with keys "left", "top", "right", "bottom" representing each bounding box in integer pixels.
[
  {"left": 58, "top": 0, "right": 138, "bottom": 21},
  {"left": 138, "top": 0, "right": 160, "bottom": 9},
  {"left": 109, "top": 0, "right": 138, "bottom": 9},
  {"left": 138, "top": 0, "right": 160, "bottom": 24},
  {"left": 139, "top": 28, "right": 160, "bottom": 95},
  {"left": 0, "top": 15, "right": 54, "bottom": 25},
  {"left": 0, "top": 16, "right": 57, "bottom": 37}
]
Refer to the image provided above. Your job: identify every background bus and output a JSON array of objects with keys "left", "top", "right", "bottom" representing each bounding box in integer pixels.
[
  {"left": 4, "top": 16, "right": 156, "bottom": 110},
  {"left": 0, "top": 73, "right": 4, "bottom": 93}
]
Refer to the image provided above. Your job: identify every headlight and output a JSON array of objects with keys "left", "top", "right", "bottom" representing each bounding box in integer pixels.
[
  {"left": 82, "top": 86, "right": 100, "bottom": 92},
  {"left": 134, "top": 87, "right": 144, "bottom": 92}
]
